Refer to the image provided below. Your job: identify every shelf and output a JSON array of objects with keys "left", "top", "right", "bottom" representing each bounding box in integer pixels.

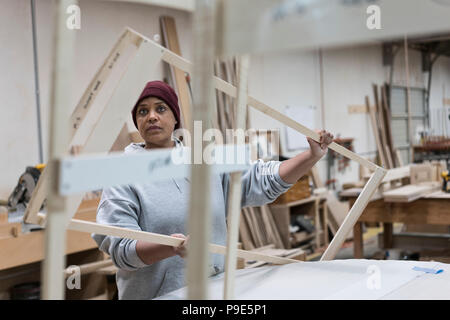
[{"left": 270, "top": 196, "right": 318, "bottom": 208}]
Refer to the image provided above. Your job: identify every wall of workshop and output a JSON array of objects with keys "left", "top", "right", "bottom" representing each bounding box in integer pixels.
[
  {"left": 1, "top": 1, "right": 449, "bottom": 199},
  {"left": 248, "top": 45, "right": 449, "bottom": 190},
  {"left": 0, "top": 0, "right": 192, "bottom": 199}
]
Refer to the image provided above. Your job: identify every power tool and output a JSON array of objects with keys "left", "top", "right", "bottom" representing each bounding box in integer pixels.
[
  {"left": 442, "top": 170, "right": 450, "bottom": 193},
  {"left": 7, "top": 164, "right": 45, "bottom": 210}
]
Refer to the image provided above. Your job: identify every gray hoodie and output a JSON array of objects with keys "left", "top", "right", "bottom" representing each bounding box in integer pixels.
[{"left": 92, "top": 140, "right": 293, "bottom": 300}]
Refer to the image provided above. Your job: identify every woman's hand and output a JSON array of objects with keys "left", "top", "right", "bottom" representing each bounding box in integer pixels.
[
  {"left": 171, "top": 233, "right": 189, "bottom": 258},
  {"left": 307, "top": 130, "right": 334, "bottom": 158}
]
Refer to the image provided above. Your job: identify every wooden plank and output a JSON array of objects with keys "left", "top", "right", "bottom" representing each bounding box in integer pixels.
[
  {"left": 321, "top": 167, "right": 387, "bottom": 261},
  {"left": 381, "top": 84, "right": 397, "bottom": 167},
  {"left": 23, "top": 29, "right": 142, "bottom": 225},
  {"left": 248, "top": 96, "right": 378, "bottom": 171},
  {"left": 353, "top": 222, "right": 363, "bottom": 258},
  {"left": 242, "top": 208, "right": 257, "bottom": 247},
  {"left": 70, "top": 29, "right": 138, "bottom": 138},
  {"left": 322, "top": 200, "right": 329, "bottom": 246},
  {"left": 404, "top": 36, "right": 413, "bottom": 163},
  {"left": 160, "top": 16, "right": 192, "bottom": 134},
  {"left": 214, "top": 60, "right": 228, "bottom": 133},
  {"left": 261, "top": 205, "right": 284, "bottom": 249},
  {"left": 247, "top": 207, "right": 265, "bottom": 247},
  {"left": 410, "top": 164, "right": 434, "bottom": 184},
  {"left": 325, "top": 191, "right": 352, "bottom": 240},
  {"left": 267, "top": 205, "right": 290, "bottom": 249},
  {"left": 224, "top": 55, "right": 249, "bottom": 299},
  {"left": 68, "top": 219, "right": 300, "bottom": 266},
  {"left": 186, "top": 3, "right": 217, "bottom": 300},
  {"left": 347, "top": 104, "right": 370, "bottom": 114},
  {"left": 36, "top": 41, "right": 162, "bottom": 227},
  {"left": 224, "top": 172, "right": 243, "bottom": 299},
  {"left": 383, "top": 182, "right": 440, "bottom": 202},
  {"left": 64, "top": 259, "right": 113, "bottom": 278},
  {"left": 364, "top": 165, "right": 410, "bottom": 183},
  {"left": 374, "top": 84, "right": 393, "bottom": 168},
  {"left": 367, "top": 96, "right": 386, "bottom": 167},
  {"left": 238, "top": 209, "right": 255, "bottom": 250},
  {"left": 314, "top": 198, "right": 321, "bottom": 249},
  {"left": 43, "top": 0, "right": 77, "bottom": 299}
]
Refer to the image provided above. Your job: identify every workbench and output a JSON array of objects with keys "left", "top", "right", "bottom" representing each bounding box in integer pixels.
[
  {"left": 343, "top": 191, "right": 450, "bottom": 259},
  {"left": 0, "top": 198, "right": 100, "bottom": 271},
  {"left": 158, "top": 259, "right": 450, "bottom": 299},
  {"left": 0, "top": 198, "right": 106, "bottom": 299}
]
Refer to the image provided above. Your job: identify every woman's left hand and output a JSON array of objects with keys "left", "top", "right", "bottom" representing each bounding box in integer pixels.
[
  {"left": 171, "top": 233, "right": 189, "bottom": 258},
  {"left": 307, "top": 130, "right": 334, "bottom": 158}
]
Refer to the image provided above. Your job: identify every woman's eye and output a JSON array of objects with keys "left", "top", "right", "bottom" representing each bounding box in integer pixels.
[
  {"left": 138, "top": 109, "right": 148, "bottom": 115},
  {"left": 157, "top": 105, "right": 167, "bottom": 112}
]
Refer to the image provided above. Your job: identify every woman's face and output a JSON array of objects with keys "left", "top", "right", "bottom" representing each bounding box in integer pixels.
[{"left": 136, "top": 96, "right": 177, "bottom": 149}]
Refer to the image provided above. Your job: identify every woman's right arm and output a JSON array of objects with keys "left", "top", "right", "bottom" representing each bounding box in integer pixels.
[{"left": 93, "top": 186, "right": 187, "bottom": 271}]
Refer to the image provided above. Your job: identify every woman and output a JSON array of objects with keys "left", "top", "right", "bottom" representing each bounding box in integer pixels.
[{"left": 93, "top": 80, "right": 333, "bottom": 300}]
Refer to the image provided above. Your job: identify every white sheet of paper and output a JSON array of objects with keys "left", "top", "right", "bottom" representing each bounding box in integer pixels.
[{"left": 284, "top": 105, "right": 316, "bottom": 151}]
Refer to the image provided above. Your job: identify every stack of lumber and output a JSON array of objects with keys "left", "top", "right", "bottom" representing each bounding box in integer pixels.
[
  {"left": 213, "top": 57, "right": 252, "bottom": 136},
  {"left": 383, "top": 181, "right": 441, "bottom": 202},
  {"left": 160, "top": 16, "right": 192, "bottom": 134},
  {"left": 410, "top": 163, "right": 436, "bottom": 184},
  {"left": 245, "top": 129, "right": 280, "bottom": 162},
  {"left": 358, "top": 163, "right": 443, "bottom": 202},
  {"left": 239, "top": 206, "right": 285, "bottom": 250},
  {"left": 366, "top": 83, "right": 399, "bottom": 169}
]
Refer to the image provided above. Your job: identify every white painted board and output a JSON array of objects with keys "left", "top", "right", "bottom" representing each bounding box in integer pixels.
[{"left": 59, "top": 145, "right": 251, "bottom": 195}]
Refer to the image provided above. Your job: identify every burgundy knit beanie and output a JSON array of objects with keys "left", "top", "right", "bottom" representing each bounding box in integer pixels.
[{"left": 132, "top": 81, "right": 181, "bottom": 130}]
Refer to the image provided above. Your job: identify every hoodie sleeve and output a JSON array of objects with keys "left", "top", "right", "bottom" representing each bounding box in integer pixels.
[
  {"left": 222, "top": 159, "right": 293, "bottom": 209},
  {"left": 91, "top": 185, "right": 148, "bottom": 271}
]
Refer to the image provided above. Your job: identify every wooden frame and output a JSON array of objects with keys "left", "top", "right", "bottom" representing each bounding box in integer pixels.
[
  {"left": 39, "top": 25, "right": 299, "bottom": 300},
  {"left": 40, "top": 0, "right": 421, "bottom": 297}
]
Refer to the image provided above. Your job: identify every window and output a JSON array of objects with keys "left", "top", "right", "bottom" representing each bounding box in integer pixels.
[{"left": 390, "top": 86, "right": 427, "bottom": 164}]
